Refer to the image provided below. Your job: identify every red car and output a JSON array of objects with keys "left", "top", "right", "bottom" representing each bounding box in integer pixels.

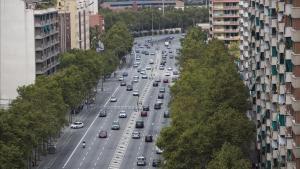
[
  {"left": 163, "top": 79, "right": 169, "bottom": 83},
  {"left": 98, "top": 130, "right": 107, "bottom": 138},
  {"left": 141, "top": 111, "right": 148, "bottom": 117}
]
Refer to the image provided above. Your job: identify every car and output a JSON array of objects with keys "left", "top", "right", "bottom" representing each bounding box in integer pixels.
[
  {"left": 165, "top": 72, "right": 171, "bottom": 76},
  {"left": 173, "top": 70, "right": 179, "bottom": 75},
  {"left": 133, "top": 78, "right": 139, "bottom": 83},
  {"left": 137, "top": 156, "right": 146, "bottom": 166},
  {"left": 133, "top": 63, "right": 138, "bottom": 68},
  {"left": 164, "top": 111, "right": 170, "bottom": 118},
  {"left": 135, "top": 61, "right": 141, "bottom": 65},
  {"left": 134, "top": 75, "right": 139, "bottom": 79},
  {"left": 155, "top": 78, "right": 161, "bottom": 83},
  {"left": 156, "top": 99, "right": 163, "bottom": 105},
  {"left": 127, "top": 85, "right": 133, "bottom": 91},
  {"left": 132, "top": 131, "right": 141, "bottom": 139},
  {"left": 167, "top": 67, "right": 173, "bottom": 71},
  {"left": 162, "top": 55, "right": 167, "bottom": 59},
  {"left": 152, "top": 159, "right": 161, "bottom": 167},
  {"left": 140, "top": 70, "right": 146, "bottom": 75},
  {"left": 155, "top": 146, "right": 163, "bottom": 154},
  {"left": 169, "top": 50, "right": 173, "bottom": 53},
  {"left": 149, "top": 59, "right": 154, "bottom": 64},
  {"left": 146, "top": 65, "right": 151, "bottom": 70},
  {"left": 98, "top": 130, "right": 107, "bottom": 138},
  {"left": 159, "top": 65, "right": 165, "bottom": 70},
  {"left": 122, "top": 72, "right": 128, "bottom": 77},
  {"left": 110, "top": 96, "right": 117, "bottom": 102},
  {"left": 145, "top": 135, "right": 153, "bottom": 142},
  {"left": 135, "top": 120, "right": 144, "bottom": 128},
  {"left": 150, "top": 52, "right": 155, "bottom": 55},
  {"left": 119, "top": 111, "right": 127, "bottom": 118},
  {"left": 145, "top": 51, "right": 149, "bottom": 55},
  {"left": 154, "top": 103, "right": 161, "bottom": 109},
  {"left": 118, "top": 76, "right": 124, "bottom": 81},
  {"left": 158, "top": 93, "right": 164, "bottom": 99},
  {"left": 133, "top": 90, "right": 139, "bottom": 96},
  {"left": 143, "top": 105, "right": 150, "bottom": 111},
  {"left": 153, "top": 81, "right": 159, "bottom": 87},
  {"left": 141, "top": 111, "right": 148, "bottom": 117},
  {"left": 169, "top": 55, "right": 174, "bottom": 59},
  {"left": 137, "top": 68, "right": 141, "bottom": 72},
  {"left": 163, "top": 79, "right": 169, "bottom": 83},
  {"left": 142, "top": 75, "right": 148, "bottom": 79},
  {"left": 136, "top": 57, "right": 141, "bottom": 61},
  {"left": 159, "top": 87, "right": 165, "bottom": 93},
  {"left": 120, "top": 81, "right": 126, "bottom": 86},
  {"left": 71, "top": 121, "right": 84, "bottom": 129},
  {"left": 99, "top": 110, "right": 107, "bottom": 117},
  {"left": 111, "top": 121, "right": 120, "bottom": 130}
]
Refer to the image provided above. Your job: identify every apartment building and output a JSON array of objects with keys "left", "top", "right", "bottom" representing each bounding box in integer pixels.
[
  {"left": 209, "top": 0, "right": 240, "bottom": 44},
  {"left": 239, "top": 0, "right": 300, "bottom": 168},
  {"left": 34, "top": 8, "right": 60, "bottom": 75}
]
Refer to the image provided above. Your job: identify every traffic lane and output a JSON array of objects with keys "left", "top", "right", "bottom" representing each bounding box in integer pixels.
[
  {"left": 63, "top": 65, "right": 137, "bottom": 169},
  {"left": 120, "top": 80, "right": 161, "bottom": 169},
  {"left": 95, "top": 74, "right": 149, "bottom": 168}
]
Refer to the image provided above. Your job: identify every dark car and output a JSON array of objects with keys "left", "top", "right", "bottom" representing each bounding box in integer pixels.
[
  {"left": 141, "top": 111, "right": 148, "bottom": 117},
  {"left": 145, "top": 135, "right": 153, "bottom": 142},
  {"left": 122, "top": 72, "right": 128, "bottom": 77},
  {"left": 120, "top": 81, "right": 126, "bottom": 86},
  {"left": 154, "top": 103, "right": 161, "bottom": 109},
  {"left": 98, "top": 130, "right": 107, "bottom": 138},
  {"left": 153, "top": 81, "right": 159, "bottom": 87},
  {"left": 158, "top": 93, "right": 164, "bottom": 99},
  {"left": 159, "top": 87, "right": 165, "bottom": 93},
  {"left": 127, "top": 85, "right": 133, "bottom": 91},
  {"left": 152, "top": 159, "right": 161, "bottom": 167},
  {"left": 135, "top": 120, "right": 144, "bottom": 128},
  {"left": 143, "top": 105, "right": 150, "bottom": 111},
  {"left": 164, "top": 111, "right": 170, "bottom": 118},
  {"left": 163, "top": 79, "right": 169, "bottom": 83},
  {"left": 99, "top": 110, "right": 107, "bottom": 117}
]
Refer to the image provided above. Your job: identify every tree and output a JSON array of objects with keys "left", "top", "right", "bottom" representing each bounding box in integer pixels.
[{"left": 207, "top": 143, "right": 251, "bottom": 169}]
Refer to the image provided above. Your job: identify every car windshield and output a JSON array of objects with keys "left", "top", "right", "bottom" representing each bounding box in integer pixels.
[
  {"left": 113, "top": 121, "right": 119, "bottom": 125},
  {"left": 74, "top": 122, "right": 81, "bottom": 125}
]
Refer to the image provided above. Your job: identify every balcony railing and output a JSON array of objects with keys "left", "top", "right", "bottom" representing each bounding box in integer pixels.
[
  {"left": 35, "top": 19, "right": 58, "bottom": 27},
  {"left": 35, "top": 40, "right": 59, "bottom": 51},
  {"left": 213, "top": 21, "right": 239, "bottom": 25},
  {"left": 213, "top": 14, "right": 239, "bottom": 17},
  {"left": 213, "top": 6, "right": 239, "bottom": 10},
  {"left": 35, "top": 29, "right": 59, "bottom": 39},
  {"left": 36, "top": 50, "right": 60, "bottom": 63}
]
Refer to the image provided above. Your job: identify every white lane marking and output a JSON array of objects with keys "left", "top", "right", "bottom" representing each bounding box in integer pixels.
[{"left": 62, "top": 85, "right": 121, "bottom": 168}]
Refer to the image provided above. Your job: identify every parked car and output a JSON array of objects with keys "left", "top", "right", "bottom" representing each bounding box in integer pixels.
[
  {"left": 154, "top": 103, "right": 161, "bottom": 109},
  {"left": 158, "top": 93, "right": 164, "bottom": 99},
  {"left": 122, "top": 72, "right": 128, "bottom": 77},
  {"left": 110, "top": 96, "right": 117, "bottom": 102},
  {"left": 120, "top": 81, "right": 126, "bottom": 86},
  {"left": 143, "top": 105, "right": 150, "bottom": 111},
  {"left": 153, "top": 81, "right": 159, "bottom": 87},
  {"left": 159, "top": 87, "right": 165, "bottom": 93},
  {"left": 163, "top": 79, "right": 169, "bottom": 83},
  {"left": 127, "top": 85, "right": 133, "bottom": 91}
]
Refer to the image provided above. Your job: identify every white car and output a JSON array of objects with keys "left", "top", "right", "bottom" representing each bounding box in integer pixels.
[
  {"left": 142, "top": 75, "right": 148, "bottom": 79},
  {"left": 133, "top": 90, "right": 139, "bottom": 96},
  {"left": 110, "top": 96, "right": 117, "bottom": 102},
  {"left": 155, "top": 146, "right": 163, "bottom": 154},
  {"left": 167, "top": 67, "right": 173, "bottom": 71},
  {"left": 150, "top": 52, "right": 155, "bottom": 55},
  {"left": 71, "top": 122, "right": 84, "bottom": 129},
  {"left": 140, "top": 71, "right": 146, "bottom": 75},
  {"left": 165, "top": 72, "right": 171, "bottom": 76},
  {"left": 134, "top": 75, "right": 139, "bottom": 79},
  {"left": 133, "top": 64, "right": 138, "bottom": 68},
  {"left": 159, "top": 66, "right": 165, "bottom": 70},
  {"left": 119, "top": 111, "right": 127, "bottom": 118},
  {"left": 136, "top": 61, "right": 141, "bottom": 65},
  {"left": 146, "top": 65, "right": 151, "bottom": 70},
  {"left": 149, "top": 59, "right": 154, "bottom": 64},
  {"left": 118, "top": 76, "right": 124, "bottom": 81},
  {"left": 132, "top": 131, "right": 140, "bottom": 139},
  {"left": 137, "top": 156, "right": 146, "bottom": 166}
]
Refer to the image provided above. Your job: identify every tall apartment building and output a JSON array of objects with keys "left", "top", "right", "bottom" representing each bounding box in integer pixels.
[
  {"left": 209, "top": 0, "right": 240, "bottom": 44},
  {"left": 34, "top": 8, "right": 60, "bottom": 75},
  {"left": 0, "top": 0, "right": 36, "bottom": 107},
  {"left": 239, "top": 0, "right": 300, "bottom": 168}
]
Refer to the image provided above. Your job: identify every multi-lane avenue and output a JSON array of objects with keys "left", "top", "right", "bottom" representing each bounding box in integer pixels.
[{"left": 38, "top": 34, "right": 182, "bottom": 169}]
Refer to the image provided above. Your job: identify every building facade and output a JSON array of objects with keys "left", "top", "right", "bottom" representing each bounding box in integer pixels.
[
  {"left": 209, "top": 0, "right": 240, "bottom": 44},
  {"left": 34, "top": 8, "right": 60, "bottom": 75},
  {"left": 239, "top": 0, "right": 300, "bottom": 168},
  {"left": 0, "top": 0, "right": 36, "bottom": 107},
  {"left": 58, "top": 12, "right": 71, "bottom": 53},
  {"left": 77, "top": 3, "right": 90, "bottom": 50}
]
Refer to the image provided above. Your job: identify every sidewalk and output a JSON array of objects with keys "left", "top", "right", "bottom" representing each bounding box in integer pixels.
[{"left": 33, "top": 78, "right": 118, "bottom": 169}]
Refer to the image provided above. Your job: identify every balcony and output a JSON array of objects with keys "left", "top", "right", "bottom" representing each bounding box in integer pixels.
[
  {"left": 213, "top": 14, "right": 239, "bottom": 18},
  {"left": 213, "top": 0, "right": 239, "bottom": 2},
  {"left": 213, "top": 6, "right": 239, "bottom": 10},
  {"left": 292, "top": 7, "right": 300, "bottom": 18},
  {"left": 34, "top": 19, "right": 58, "bottom": 27},
  {"left": 292, "top": 119, "right": 300, "bottom": 135},
  {"left": 291, "top": 28, "right": 300, "bottom": 42},
  {"left": 213, "top": 21, "right": 239, "bottom": 25},
  {"left": 292, "top": 96, "right": 300, "bottom": 111},
  {"left": 292, "top": 142, "right": 300, "bottom": 158},
  {"left": 292, "top": 52, "right": 300, "bottom": 65}
]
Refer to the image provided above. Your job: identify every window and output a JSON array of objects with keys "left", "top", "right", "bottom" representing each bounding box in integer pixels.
[{"left": 285, "top": 60, "right": 293, "bottom": 72}]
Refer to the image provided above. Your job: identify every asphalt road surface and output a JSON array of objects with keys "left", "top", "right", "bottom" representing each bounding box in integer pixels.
[{"left": 42, "top": 34, "right": 182, "bottom": 169}]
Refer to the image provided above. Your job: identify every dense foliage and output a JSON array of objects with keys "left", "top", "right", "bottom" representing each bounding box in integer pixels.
[
  {"left": 157, "top": 28, "right": 255, "bottom": 169},
  {"left": 0, "top": 23, "right": 132, "bottom": 169},
  {"left": 99, "top": 7, "right": 208, "bottom": 32}
]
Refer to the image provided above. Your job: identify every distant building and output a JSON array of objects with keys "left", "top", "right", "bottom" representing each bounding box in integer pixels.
[
  {"left": 89, "top": 14, "right": 105, "bottom": 32},
  {"left": 100, "top": 0, "right": 184, "bottom": 11},
  {"left": 208, "top": 0, "right": 239, "bottom": 44},
  {"left": 77, "top": 0, "right": 90, "bottom": 50},
  {"left": 58, "top": 12, "right": 71, "bottom": 53}
]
